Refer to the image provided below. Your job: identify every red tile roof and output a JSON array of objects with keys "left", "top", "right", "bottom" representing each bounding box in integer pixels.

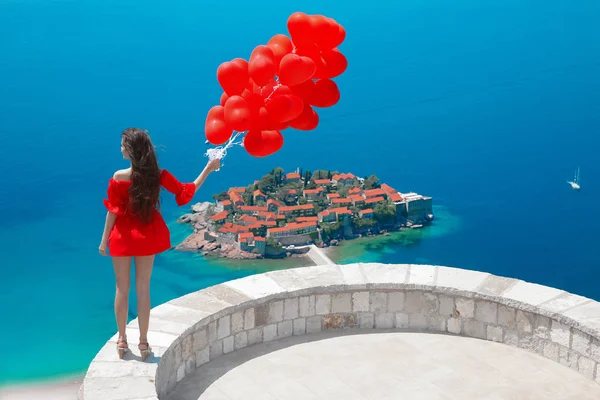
[
  {"left": 258, "top": 211, "right": 277, "bottom": 220},
  {"left": 267, "top": 199, "right": 281, "bottom": 206},
  {"left": 364, "top": 188, "right": 386, "bottom": 197},
  {"left": 332, "top": 198, "right": 352, "bottom": 204},
  {"left": 365, "top": 196, "right": 385, "bottom": 204},
  {"left": 327, "top": 193, "right": 340, "bottom": 199},
  {"left": 253, "top": 190, "right": 266, "bottom": 197},
  {"left": 349, "top": 188, "right": 362, "bottom": 194},
  {"left": 238, "top": 214, "right": 258, "bottom": 223},
  {"left": 314, "top": 179, "right": 332, "bottom": 185},
  {"left": 209, "top": 211, "right": 228, "bottom": 221},
  {"left": 231, "top": 187, "right": 246, "bottom": 193},
  {"left": 349, "top": 194, "right": 365, "bottom": 202},
  {"left": 228, "top": 189, "right": 244, "bottom": 204},
  {"left": 296, "top": 216, "right": 318, "bottom": 223},
  {"left": 239, "top": 232, "right": 254, "bottom": 239},
  {"left": 220, "top": 199, "right": 232, "bottom": 206},
  {"left": 380, "top": 184, "right": 397, "bottom": 194},
  {"left": 254, "top": 237, "right": 266, "bottom": 242},
  {"left": 332, "top": 173, "right": 356, "bottom": 181},
  {"left": 389, "top": 193, "right": 403, "bottom": 202},
  {"left": 286, "top": 172, "right": 301, "bottom": 179},
  {"left": 279, "top": 204, "right": 314, "bottom": 212},
  {"left": 288, "top": 189, "right": 297, "bottom": 195},
  {"left": 268, "top": 221, "right": 316, "bottom": 234},
  {"left": 329, "top": 207, "right": 352, "bottom": 215},
  {"left": 239, "top": 206, "right": 269, "bottom": 212},
  {"left": 360, "top": 208, "right": 374, "bottom": 214},
  {"left": 304, "top": 187, "right": 324, "bottom": 195}
]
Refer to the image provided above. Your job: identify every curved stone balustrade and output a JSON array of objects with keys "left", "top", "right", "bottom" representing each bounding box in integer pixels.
[{"left": 80, "top": 263, "right": 600, "bottom": 399}]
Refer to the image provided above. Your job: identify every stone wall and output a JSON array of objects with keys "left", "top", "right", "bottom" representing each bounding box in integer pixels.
[{"left": 80, "top": 263, "right": 600, "bottom": 400}]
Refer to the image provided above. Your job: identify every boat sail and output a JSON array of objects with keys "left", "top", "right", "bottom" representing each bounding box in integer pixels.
[{"left": 567, "top": 167, "right": 580, "bottom": 191}]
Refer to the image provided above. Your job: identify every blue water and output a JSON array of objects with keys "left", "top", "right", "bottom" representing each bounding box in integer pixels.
[{"left": 1, "top": 0, "right": 599, "bottom": 386}]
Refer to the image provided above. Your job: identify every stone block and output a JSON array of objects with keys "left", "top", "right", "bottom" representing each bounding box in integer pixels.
[
  {"left": 409, "top": 314, "right": 428, "bottom": 330},
  {"left": 306, "top": 316, "right": 322, "bottom": 333},
  {"left": 299, "top": 295, "right": 315, "bottom": 317},
  {"left": 247, "top": 328, "right": 263, "bottom": 346},
  {"left": 184, "top": 355, "right": 195, "bottom": 376},
  {"left": 487, "top": 325, "right": 503, "bottom": 342},
  {"left": 550, "top": 320, "right": 571, "bottom": 347},
  {"left": 375, "top": 313, "right": 395, "bottom": 329},
  {"left": 358, "top": 312, "right": 374, "bottom": 329},
  {"left": 563, "top": 301, "right": 600, "bottom": 336},
  {"left": 497, "top": 305, "right": 515, "bottom": 329},
  {"left": 234, "top": 332, "right": 248, "bottom": 350},
  {"left": 208, "top": 321, "right": 217, "bottom": 342},
  {"left": 286, "top": 264, "right": 343, "bottom": 289},
  {"left": 352, "top": 292, "right": 370, "bottom": 312},
  {"left": 533, "top": 315, "right": 551, "bottom": 339},
  {"left": 504, "top": 330, "right": 518, "bottom": 346},
  {"left": 388, "top": 292, "right": 405, "bottom": 312},
  {"left": 278, "top": 320, "right": 293, "bottom": 338},
  {"left": 182, "top": 334, "right": 193, "bottom": 360},
  {"left": 293, "top": 318, "right": 306, "bottom": 335},
  {"left": 591, "top": 339, "right": 600, "bottom": 363},
  {"left": 209, "top": 340, "right": 222, "bottom": 360},
  {"left": 395, "top": 313, "right": 409, "bottom": 329},
  {"left": 477, "top": 275, "right": 517, "bottom": 296},
  {"left": 224, "top": 274, "right": 285, "bottom": 300},
  {"left": 404, "top": 292, "right": 438, "bottom": 316},
  {"left": 217, "top": 315, "right": 231, "bottom": 340},
  {"left": 177, "top": 364, "right": 185, "bottom": 383},
  {"left": 463, "top": 320, "right": 486, "bottom": 339},
  {"left": 571, "top": 330, "right": 591, "bottom": 356},
  {"left": 438, "top": 295, "right": 455, "bottom": 317},
  {"left": 269, "top": 300, "right": 284, "bottom": 323},
  {"left": 515, "top": 310, "right": 533, "bottom": 334},
  {"left": 475, "top": 300, "right": 497, "bottom": 324},
  {"left": 231, "top": 311, "right": 244, "bottom": 335},
  {"left": 315, "top": 294, "right": 331, "bottom": 315},
  {"left": 559, "top": 348, "right": 579, "bottom": 370},
  {"left": 447, "top": 318, "right": 461, "bottom": 334},
  {"left": 428, "top": 316, "right": 446, "bottom": 332},
  {"left": 540, "top": 292, "right": 591, "bottom": 313},
  {"left": 195, "top": 346, "right": 209, "bottom": 367},
  {"left": 518, "top": 333, "right": 543, "bottom": 355},
  {"left": 284, "top": 298, "right": 299, "bottom": 320},
  {"left": 362, "top": 263, "right": 409, "bottom": 285},
  {"left": 502, "top": 281, "right": 565, "bottom": 306},
  {"left": 263, "top": 324, "right": 278, "bottom": 342},
  {"left": 331, "top": 293, "right": 352, "bottom": 313},
  {"left": 223, "top": 336, "right": 234, "bottom": 354},
  {"left": 339, "top": 263, "right": 366, "bottom": 285},
  {"left": 435, "top": 267, "right": 489, "bottom": 292},
  {"left": 597, "top": 364, "right": 600, "bottom": 384},
  {"left": 173, "top": 343, "right": 182, "bottom": 368},
  {"left": 370, "top": 292, "right": 388, "bottom": 313},
  {"left": 407, "top": 264, "right": 436, "bottom": 287},
  {"left": 244, "top": 308, "right": 255, "bottom": 330},
  {"left": 455, "top": 298, "right": 474, "bottom": 319},
  {"left": 324, "top": 314, "right": 357, "bottom": 329},
  {"left": 543, "top": 341, "right": 560, "bottom": 362},
  {"left": 578, "top": 357, "right": 596, "bottom": 380}
]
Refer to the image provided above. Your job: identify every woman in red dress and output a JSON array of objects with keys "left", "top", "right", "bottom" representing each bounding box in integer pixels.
[{"left": 99, "top": 128, "right": 220, "bottom": 360}]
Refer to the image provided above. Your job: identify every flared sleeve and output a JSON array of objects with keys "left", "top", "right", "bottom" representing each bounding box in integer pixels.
[
  {"left": 160, "top": 170, "right": 196, "bottom": 206},
  {"left": 103, "top": 179, "right": 127, "bottom": 215}
]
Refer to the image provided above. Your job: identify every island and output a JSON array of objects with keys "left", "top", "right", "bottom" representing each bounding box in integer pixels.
[{"left": 176, "top": 168, "right": 434, "bottom": 260}]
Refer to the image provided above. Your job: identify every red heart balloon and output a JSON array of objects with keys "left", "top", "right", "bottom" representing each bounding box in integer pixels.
[
  {"left": 219, "top": 92, "right": 229, "bottom": 106},
  {"left": 256, "top": 107, "right": 290, "bottom": 130},
  {"left": 289, "top": 79, "right": 315, "bottom": 102},
  {"left": 309, "top": 79, "right": 340, "bottom": 108},
  {"left": 205, "top": 105, "right": 233, "bottom": 145},
  {"left": 266, "top": 34, "right": 293, "bottom": 72},
  {"left": 249, "top": 54, "right": 276, "bottom": 87},
  {"left": 278, "top": 54, "right": 316, "bottom": 86},
  {"left": 321, "top": 49, "right": 347, "bottom": 78},
  {"left": 224, "top": 96, "right": 252, "bottom": 132},
  {"left": 289, "top": 102, "right": 319, "bottom": 131},
  {"left": 287, "top": 12, "right": 313, "bottom": 47},
  {"left": 243, "top": 129, "right": 284, "bottom": 157},
  {"left": 266, "top": 94, "right": 304, "bottom": 123},
  {"left": 217, "top": 61, "right": 248, "bottom": 96}
]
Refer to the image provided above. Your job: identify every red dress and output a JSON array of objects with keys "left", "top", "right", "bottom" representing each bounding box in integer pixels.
[{"left": 103, "top": 169, "right": 196, "bottom": 256}]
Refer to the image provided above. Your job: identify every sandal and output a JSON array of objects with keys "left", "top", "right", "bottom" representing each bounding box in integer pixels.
[
  {"left": 138, "top": 342, "right": 152, "bottom": 361},
  {"left": 117, "top": 336, "right": 128, "bottom": 359}
]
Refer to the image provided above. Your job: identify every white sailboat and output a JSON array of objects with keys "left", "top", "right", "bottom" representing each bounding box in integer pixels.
[{"left": 567, "top": 167, "right": 581, "bottom": 191}]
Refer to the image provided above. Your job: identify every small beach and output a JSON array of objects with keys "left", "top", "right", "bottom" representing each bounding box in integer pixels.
[{"left": 0, "top": 376, "right": 82, "bottom": 400}]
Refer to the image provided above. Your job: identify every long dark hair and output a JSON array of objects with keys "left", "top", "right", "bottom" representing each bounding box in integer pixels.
[{"left": 121, "top": 128, "right": 161, "bottom": 224}]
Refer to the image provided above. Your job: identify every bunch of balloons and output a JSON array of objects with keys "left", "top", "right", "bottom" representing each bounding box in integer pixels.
[{"left": 205, "top": 12, "right": 347, "bottom": 157}]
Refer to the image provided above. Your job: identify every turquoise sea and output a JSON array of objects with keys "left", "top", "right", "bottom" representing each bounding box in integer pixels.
[{"left": 1, "top": 0, "right": 599, "bottom": 386}]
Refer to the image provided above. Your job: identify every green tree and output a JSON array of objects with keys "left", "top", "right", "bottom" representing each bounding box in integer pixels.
[
  {"left": 364, "top": 175, "right": 381, "bottom": 190},
  {"left": 327, "top": 170, "right": 332, "bottom": 179},
  {"left": 338, "top": 186, "right": 349, "bottom": 197},
  {"left": 298, "top": 196, "right": 308, "bottom": 205},
  {"left": 374, "top": 203, "right": 396, "bottom": 224},
  {"left": 258, "top": 174, "right": 276, "bottom": 193},
  {"left": 352, "top": 217, "right": 376, "bottom": 230},
  {"left": 212, "top": 191, "right": 228, "bottom": 202}
]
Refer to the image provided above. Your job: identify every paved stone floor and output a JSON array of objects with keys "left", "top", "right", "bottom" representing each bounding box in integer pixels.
[{"left": 167, "top": 331, "right": 600, "bottom": 400}]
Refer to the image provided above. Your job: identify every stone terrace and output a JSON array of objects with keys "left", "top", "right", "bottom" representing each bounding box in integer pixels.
[{"left": 80, "top": 264, "right": 600, "bottom": 399}]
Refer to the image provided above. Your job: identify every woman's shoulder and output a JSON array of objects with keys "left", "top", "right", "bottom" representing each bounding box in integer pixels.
[{"left": 112, "top": 168, "right": 132, "bottom": 182}]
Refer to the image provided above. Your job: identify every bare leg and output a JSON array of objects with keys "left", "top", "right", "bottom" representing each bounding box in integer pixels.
[
  {"left": 134, "top": 255, "right": 155, "bottom": 352},
  {"left": 112, "top": 256, "right": 132, "bottom": 357}
]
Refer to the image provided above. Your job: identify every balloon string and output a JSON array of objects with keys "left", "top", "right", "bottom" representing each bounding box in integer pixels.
[{"left": 204, "top": 130, "right": 246, "bottom": 170}]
